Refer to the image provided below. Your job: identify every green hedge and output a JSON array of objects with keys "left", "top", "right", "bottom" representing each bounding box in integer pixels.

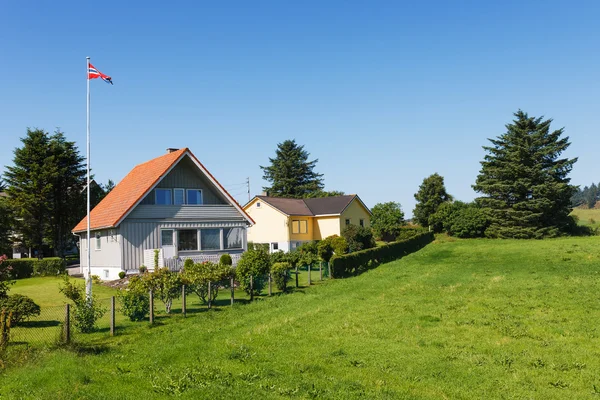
[
  {"left": 330, "top": 232, "right": 434, "bottom": 278},
  {"left": 5, "top": 258, "right": 67, "bottom": 279}
]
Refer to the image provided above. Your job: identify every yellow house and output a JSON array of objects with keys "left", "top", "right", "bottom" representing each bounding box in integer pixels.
[{"left": 244, "top": 195, "right": 372, "bottom": 252}]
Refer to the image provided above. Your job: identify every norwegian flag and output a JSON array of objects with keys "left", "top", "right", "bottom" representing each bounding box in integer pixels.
[{"left": 88, "top": 63, "right": 113, "bottom": 85}]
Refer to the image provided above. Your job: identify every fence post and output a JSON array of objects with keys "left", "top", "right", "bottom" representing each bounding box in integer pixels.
[
  {"left": 64, "top": 304, "right": 70, "bottom": 344},
  {"left": 230, "top": 277, "right": 234, "bottom": 306},
  {"left": 308, "top": 264, "right": 311, "bottom": 285},
  {"left": 268, "top": 273, "right": 272, "bottom": 296},
  {"left": 182, "top": 285, "right": 186, "bottom": 317},
  {"left": 110, "top": 296, "right": 115, "bottom": 336},
  {"left": 149, "top": 290, "right": 154, "bottom": 325},
  {"left": 208, "top": 281, "right": 212, "bottom": 309},
  {"left": 250, "top": 275, "right": 254, "bottom": 301},
  {"left": 295, "top": 265, "right": 299, "bottom": 288},
  {"left": 319, "top": 262, "right": 323, "bottom": 281}
]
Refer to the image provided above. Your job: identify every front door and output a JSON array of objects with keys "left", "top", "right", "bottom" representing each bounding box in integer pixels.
[{"left": 161, "top": 229, "right": 176, "bottom": 259}]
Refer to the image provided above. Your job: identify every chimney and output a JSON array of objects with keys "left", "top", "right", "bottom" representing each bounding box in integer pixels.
[
  {"left": 261, "top": 191, "right": 269, "bottom": 196},
  {"left": 166, "top": 148, "right": 179, "bottom": 153}
]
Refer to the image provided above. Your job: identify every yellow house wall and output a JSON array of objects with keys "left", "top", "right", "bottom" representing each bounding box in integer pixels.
[
  {"left": 289, "top": 216, "right": 314, "bottom": 241},
  {"left": 244, "top": 198, "right": 289, "bottom": 244},
  {"left": 340, "top": 198, "right": 371, "bottom": 231},
  {"left": 313, "top": 216, "right": 341, "bottom": 240}
]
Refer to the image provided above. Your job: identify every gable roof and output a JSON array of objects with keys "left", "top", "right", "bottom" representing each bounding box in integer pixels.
[
  {"left": 73, "top": 148, "right": 254, "bottom": 232},
  {"left": 251, "top": 195, "right": 371, "bottom": 217}
]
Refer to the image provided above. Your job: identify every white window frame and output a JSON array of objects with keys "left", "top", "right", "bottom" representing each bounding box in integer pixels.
[
  {"left": 160, "top": 229, "right": 175, "bottom": 246},
  {"left": 186, "top": 189, "right": 203, "bottom": 205},
  {"left": 271, "top": 242, "right": 278, "bottom": 251},
  {"left": 95, "top": 231, "right": 102, "bottom": 251},
  {"left": 223, "top": 227, "right": 244, "bottom": 250},
  {"left": 177, "top": 229, "right": 199, "bottom": 252},
  {"left": 256, "top": 202, "right": 261, "bottom": 208},
  {"left": 173, "top": 188, "right": 185, "bottom": 205},
  {"left": 200, "top": 228, "right": 221, "bottom": 251},
  {"left": 155, "top": 188, "right": 172, "bottom": 205}
]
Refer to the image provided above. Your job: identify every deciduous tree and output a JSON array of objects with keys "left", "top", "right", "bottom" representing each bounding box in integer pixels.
[
  {"left": 371, "top": 202, "right": 405, "bottom": 241},
  {"left": 413, "top": 173, "right": 451, "bottom": 229}
]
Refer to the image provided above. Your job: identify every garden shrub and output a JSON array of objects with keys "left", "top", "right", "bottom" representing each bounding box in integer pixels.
[
  {"left": 341, "top": 225, "right": 375, "bottom": 253},
  {"left": 0, "top": 255, "right": 14, "bottom": 299},
  {"left": 59, "top": 276, "right": 106, "bottom": 333},
  {"left": 142, "top": 268, "right": 182, "bottom": 313},
  {"left": 181, "top": 262, "right": 233, "bottom": 304},
  {"left": 139, "top": 265, "right": 147, "bottom": 274},
  {"left": 395, "top": 226, "right": 429, "bottom": 241},
  {"left": 269, "top": 250, "right": 287, "bottom": 264},
  {"left": 118, "top": 275, "right": 149, "bottom": 322},
  {"left": 330, "top": 232, "right": 434, "bottom": 278},
  {"left": 271, "top": 262, "right": 291, "bottom": 292},
  {"left": 0, "top": 294, "right": 41, "bottom": 325},
  {"left": 91, "top": 275, "right": 101, "bottom": 284},
  {"left": 118, "top": 271, "right": 126, "bottom": 279},
  {"left": 449, "top": 207, "right": 490, "bottom": 238},
  {"left": 183, "top": 258, "right": 194, "bottom": 271},
  {"left": 236, "top": 247, "right": 270, "bottom": 296},
  {"left": 219, "top": 254, "right": 232, "bottom": 266}
]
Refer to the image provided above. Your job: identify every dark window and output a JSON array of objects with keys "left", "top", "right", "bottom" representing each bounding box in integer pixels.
[
  {"left": 156, "top": 189, "right": 172, "bottom": 205},
  {"left": 345, "top": 219, "right": 350, "bottom": 226},
  {"left": 178, "top": 230, "right": 198, "bottom": 251},
  {"left": 272, "top": 242, "right": 278, "bottom": 251},
  {"left": 187, "top": 189, "right": 203, "bottom": 205},
  {"left": 359, "top": 219, "right": 364, "bottom": 227},
  {"left": 161, "top": 230, "right": 174, "bottom": 246}
]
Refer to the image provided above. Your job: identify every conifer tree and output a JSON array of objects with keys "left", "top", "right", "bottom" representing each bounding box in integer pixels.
[
  {"left": 413, "top": 173, "right": 451, "bottom": 229},
  {"left": 473, "top": 110, "right": 577, "bottom": 238},
  {"left": 260, "top": 139, "right": 324, "bottom": 198}
]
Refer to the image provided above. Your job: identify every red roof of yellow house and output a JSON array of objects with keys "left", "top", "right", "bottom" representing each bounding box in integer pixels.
[{"left": 72, "top": 148, "right": 253, "bottom": 232}]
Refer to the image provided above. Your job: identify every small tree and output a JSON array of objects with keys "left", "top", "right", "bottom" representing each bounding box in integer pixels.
[
  {"left": 181, "top": 262, "right": 233, "bottom": 304},
  {"left": 317, "top": 240, "right": 334, "bottom": 264},
  {"left": 236, "top": 247, "right": 271, "bottom": 296},
  {"left": 142, "top": 268, "right": 181, "bottom": 313},
  {"left": 413, "top": 173, "right": 451, "bottom": 230},
  {"left": 341, "top": 225, "right": 375, "bottom": 253},
  {"left": 0, "top": 255, "right": 14, "bottom": 300},
  {"left": 118, "top": 275, "right": 149, "bottom": 322},
  {"left": 59, "top": 276, "right": 106, "bottom": 333},
  {"left": 371, "top": 202, "right": 405, "bottom": 241}
]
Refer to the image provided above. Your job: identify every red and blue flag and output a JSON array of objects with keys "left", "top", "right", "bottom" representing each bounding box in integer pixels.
[{"left": 88, "top": 63, "right": 113, "bottom": 85}]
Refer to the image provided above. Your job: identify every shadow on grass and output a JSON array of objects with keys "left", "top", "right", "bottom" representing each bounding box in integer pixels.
[{"left": 17, "top": 320, "right": 61, "bottom": 328}]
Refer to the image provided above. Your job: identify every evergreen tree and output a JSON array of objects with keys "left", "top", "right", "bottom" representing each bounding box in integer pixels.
[
  {"left": 303, "top": 189, "right": 345, "bottom": 198},
  {"left": 260, "top": 139, "right": 324, "bottom": 198},
  {"left": 473, "top": 110, "right": 577, "bottom": 238},
  {"left": 4, "top": 129, "right": 54, "bottom": 258},
  {"left": 47, "top": 131, "right": 86, "bottom": 257},
  {"left": 0, "top": 193, "right": 14, "bottom": 256},
  {"left": 413, "top": 173, "right": 451, "bottom": 229},
  {"left": 585, "top": 183, "right": 598, "bottom": 209},
  {"left": 371, "top": 202, "right": 405, "bottom": 241}
]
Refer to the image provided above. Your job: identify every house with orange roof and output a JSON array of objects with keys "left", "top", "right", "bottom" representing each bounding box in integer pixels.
[
  {"left": 243, "top": 195, "right": 371, "bottom": 252},
  {"left": 72, "top": 148, "right": 254, "bottom": 280}
]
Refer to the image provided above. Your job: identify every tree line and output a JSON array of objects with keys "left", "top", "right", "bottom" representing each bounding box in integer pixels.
[{"left": 0, "top": 129, "right": 114, "bottom": 258}]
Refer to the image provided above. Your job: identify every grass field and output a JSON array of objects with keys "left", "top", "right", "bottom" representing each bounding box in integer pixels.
[
  {"left": 571, "top": 207, "right": 600, "bottom": 229},
  {"left": 1, "top": 236, "right": 600, "bottom": 399}
]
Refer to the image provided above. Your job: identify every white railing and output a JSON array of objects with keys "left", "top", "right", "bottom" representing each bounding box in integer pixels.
[{"left": 163, "top": 253, "right": 241, "bottom": 271}]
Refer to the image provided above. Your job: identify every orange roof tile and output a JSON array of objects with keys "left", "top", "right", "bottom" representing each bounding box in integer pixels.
[{"left": 72, "top": 148, "right": 254, "bottom": 232}]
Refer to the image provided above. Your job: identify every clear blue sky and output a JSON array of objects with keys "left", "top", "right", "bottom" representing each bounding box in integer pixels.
[{"left": 1, "top": 1, "right": 599, "bottom": 216}]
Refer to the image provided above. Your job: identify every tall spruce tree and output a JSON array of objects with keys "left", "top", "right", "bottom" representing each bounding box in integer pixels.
[
  {"left": 4, "top": 129, "right": 54, "bottom": 258},
  {"left": 260, "top": 139, "right": 324, "bottom": 198},
  {"left": 473, "top": 110, "right": 577, "bottom": 238},
  {"left": 413, "top": 173, "right": 451, "bottom": 229}
]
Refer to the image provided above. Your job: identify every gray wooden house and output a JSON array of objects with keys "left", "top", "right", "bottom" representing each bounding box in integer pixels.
[{"left": 72, "top": 148, "right": 254, "bottom": 280}]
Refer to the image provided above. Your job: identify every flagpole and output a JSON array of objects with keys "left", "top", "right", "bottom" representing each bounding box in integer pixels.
[{"left": 86, "top": 56, "right": 92, "bottom": 300}]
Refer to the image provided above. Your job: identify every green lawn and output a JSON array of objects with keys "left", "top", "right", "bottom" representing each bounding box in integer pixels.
[
  {"left": 2, "top": 237, "right": 600, "bottom": 399},
  {"left": 571, "top": 207, "right": 600, "bottom": 229}
]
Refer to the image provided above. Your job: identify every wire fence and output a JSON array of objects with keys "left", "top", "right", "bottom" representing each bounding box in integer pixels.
[{"left": 1, "top": 264, "right": 328, "bottom": 358}]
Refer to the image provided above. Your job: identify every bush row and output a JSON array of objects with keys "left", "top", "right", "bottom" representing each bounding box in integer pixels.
[
  {"left": 330, "top": 232, "right": 434, "bottom": 278},
  {"left": 4, "top": 258, "right": 66, "bottom": 279}
]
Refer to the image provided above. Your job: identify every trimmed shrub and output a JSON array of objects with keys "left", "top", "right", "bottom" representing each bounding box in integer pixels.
[
  {"left": 342, "top": 225, "right": 375, "bottom": 253},
  {"left": 4, "top": 258, "right": 66, "bottom": 279},
  {"left": 0, "top": 254, "right": 14, "bottom": 299},
  {"left": 118, "top": 276, "right": 149, "bottom": 322},
  {"left": 118, "top": 271, "right": 126, "bottom": 279},
  {"left": 330, "top": 232, "right": 434, "bottom": 278},
  {"left": 395, "top": 226, "right": 429, "bottom": 241},
  {"left": 181, "top": 262, "right": 234, "bottom": 304},
  {"left": 219, "top": 254, "right": 233, "bottom": 266},
  {"left": 142, "top": 268, "right": 182, "bottom": 313},
  {"left": 236, "top": 247, "right": 271, "bottom": 296},
  {"left": 271, "top": 262, "right": 291, "bottom": 292},
  {"left": 183, "top": 258, "right": 194, "bottom": 271},
  {"left": 0, "top": 294, "right": 41, "bottom": 325}
]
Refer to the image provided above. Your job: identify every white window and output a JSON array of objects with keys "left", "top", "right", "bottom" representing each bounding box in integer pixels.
[
  {"left": 174, "top": 189, "right": 185, "bottom": 205},
  {"left": 187, "top": 189, "right": 203, "bottom": 205},
  {"left": 271, "top": 242, "right": 278, "bottom": 251},
  {"left": 103, "top": 269, "right": 109, "bottom": 278},
  {"left": 178, "top": 230, "right": 198, "bottom": 251},
  {"left": 155, "top": 189, "right": 172, "bottom": 205},
  {"left": 200, "top": 229, "right": 221, "bottom": 250},
  {"left": 224, "top": 227, "right": 243, "bottom": 249},
  {"left": 95, "top": 232, "right": 102, "bottom": 250}
]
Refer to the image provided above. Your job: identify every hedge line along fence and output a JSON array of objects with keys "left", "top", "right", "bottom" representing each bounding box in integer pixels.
[
  {"left": 330, "top": 232, "right": 435, "bottom": 278},
  {"left": 4, "top": 258, "right": 67, "bottom": 279}
]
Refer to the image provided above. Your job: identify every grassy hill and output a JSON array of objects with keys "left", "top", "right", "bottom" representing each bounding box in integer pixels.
[
  {"left": 571, "top": 207, "right": 600, "bottom": 230},
  {"left": 1, "top": 236, "right": 600, "bottom": 399}
]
